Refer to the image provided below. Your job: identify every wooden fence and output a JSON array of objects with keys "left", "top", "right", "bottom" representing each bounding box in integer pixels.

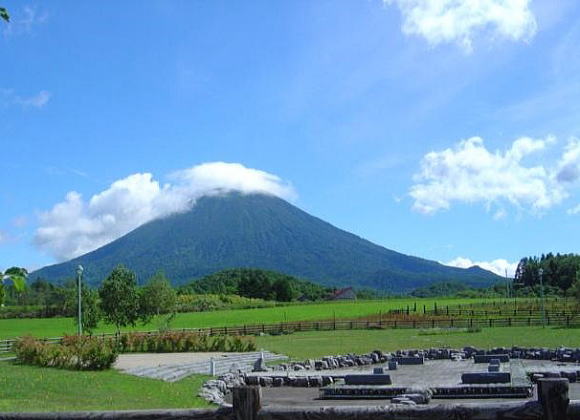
[
  {"left": 2, "top": 312, "right": 579, "bottom": 354},
  {"left": 390, "top": 306, "right": 580, "bottom": 318}
]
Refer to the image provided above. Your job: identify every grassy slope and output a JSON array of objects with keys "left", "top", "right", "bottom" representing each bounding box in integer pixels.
[
  {"left": 0, "top": 361, "right": 210, "bottom": 412},
  {"left": 0, "top": 298, "right": 496, "bottom": 339},
  {"left": 255, "top": 326, "right": 580, "bottom": 359}
]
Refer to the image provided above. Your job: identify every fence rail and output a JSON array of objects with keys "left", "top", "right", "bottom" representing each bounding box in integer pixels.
[
  {"left": 389, "top": 307, "right": 580, "bottom": 318},
  {"left": 2, "top": 313, "right": 579, "bottom": 354}
]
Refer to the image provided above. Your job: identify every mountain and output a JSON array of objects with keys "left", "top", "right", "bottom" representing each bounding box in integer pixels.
[{"left": 31, "top": 193, "right": 501, "bottom": 292}]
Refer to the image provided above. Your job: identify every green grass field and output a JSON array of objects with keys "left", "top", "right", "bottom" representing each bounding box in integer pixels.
[
  {"left": 0, "top": 360, "right": 210, "bottom": 412},
  {"left": 0, "top": 297, "right": 498, "bottom": 339},
  {"left": 255, "top": 326, "right": 580, "bottom": 359}
]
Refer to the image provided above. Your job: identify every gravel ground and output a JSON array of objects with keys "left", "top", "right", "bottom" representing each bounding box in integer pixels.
[{"left": 114, "top": 352, "right": 234, "bottom": 370}]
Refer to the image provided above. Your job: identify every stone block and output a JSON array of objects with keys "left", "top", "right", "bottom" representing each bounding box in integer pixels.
[
  {"left": 488, "top": 364, "right": 500, "bottom": 372},
  {"left": 388, "top": 361, "right": 398, "bottom": 370},
  {"left": 344, "top": 374, "right": 392, "bottom": 385},
  {"left": 246, "top": 376, "right": 260, "bottom": 386},
  {"left": 461, "top": 372, "right": 511, "bottom": 384},
  {"left": 473, "top": 354, "right": 510, "bottom": 363},
  {"left": 397, "top": 393, "right": 429, "bottom": 404},
  {"left": 322, "top": 376, "right": 333, "bottom": 386},
  {"left": 259, "top": 376, "right": 273, "bottom": 387},
  {"left": 392, "top": 397, "right": 416, "bottom": 405},
  {"left": 309, "top": 376, "right": 323, "bottom": 387},
  {"left": 394, "top": 356, "right": 424, "bottom": 365},
  {"left": 373, "top": 367, "right": 385, "bottom": 374}
]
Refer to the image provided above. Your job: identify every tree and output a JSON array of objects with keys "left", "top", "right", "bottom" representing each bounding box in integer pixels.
[
  {"left": 99, "top": 265, "right": 140, "bottom": 333},
  {"left": 76, "top": 286, "right": 102, "bottom": 334},
  {"left": 272, "top": 278, "right": 295, "bottom": 302},
  {"left": 1, "top": 267, "right": 27, "bottom": 306},
  {"left": 139, "top": 271, "right": 176, "bottom": 322},
  {"left": 570, "top": 270, "right": 580, "bottom": 303},
  {"left": 0, "top": 7, "right": 9, "bottom": 23}
]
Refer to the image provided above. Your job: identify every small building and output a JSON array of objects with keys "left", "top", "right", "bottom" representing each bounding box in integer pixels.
[{"left": 328, "top": 287, "right": 356, "bottom": 300}]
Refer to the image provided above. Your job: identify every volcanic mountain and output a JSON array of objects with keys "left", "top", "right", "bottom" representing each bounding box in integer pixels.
[{"left": 31, "top": 193, "right": 501, "bottom": 292}]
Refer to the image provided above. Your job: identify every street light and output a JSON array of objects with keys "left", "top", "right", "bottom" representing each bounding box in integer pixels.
[
  {"left": 76, "top": 265, "right": 84, "bottom": 335},
  {"left": 538, "top": 268, "right": 546, "bottom": 327}
]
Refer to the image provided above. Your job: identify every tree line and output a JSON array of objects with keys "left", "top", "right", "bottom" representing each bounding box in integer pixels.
[
  {"left": 514, "top": 253, "right": 580, "bottom": 292},
  {"left": 2, "top": 266, "right": 338, "bottom": 331}
]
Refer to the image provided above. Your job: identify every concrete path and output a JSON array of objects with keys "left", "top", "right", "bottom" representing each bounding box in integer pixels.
[{"left": 116, "top": 351, "right": 288, "bottom": 382}]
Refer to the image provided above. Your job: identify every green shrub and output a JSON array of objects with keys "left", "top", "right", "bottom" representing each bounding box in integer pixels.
[
  {"left": 115, "top": 331, "right": 256, "bottom": 353},
  {"left": 14, "top": 335, "right": 117, "bottom": 370},
  {"left": 176, "top": 294, "right": 278, "bottom": 312}
]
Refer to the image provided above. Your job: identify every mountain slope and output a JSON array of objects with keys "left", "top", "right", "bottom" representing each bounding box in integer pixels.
[{"left": 31, "top": 193, "right": 501, "bottom": 292}]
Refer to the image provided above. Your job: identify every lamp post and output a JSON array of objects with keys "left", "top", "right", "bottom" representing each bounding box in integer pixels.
[
  {"left": 76, "top": 265, "right": 84, "bottom": 335},
  {"left": 538, "top": 268, "right": 546, "bottom": 327}
]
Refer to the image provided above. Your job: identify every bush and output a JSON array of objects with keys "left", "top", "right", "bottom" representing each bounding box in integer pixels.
[
  {"left": 14, "top": 335, "right": 118, "bottom": 370},
  {"left": 115, "top": 331, "right": 256, "bottom": 353},
  {"left": 176, "top": 294, "right": 278, "bottom": 312}
]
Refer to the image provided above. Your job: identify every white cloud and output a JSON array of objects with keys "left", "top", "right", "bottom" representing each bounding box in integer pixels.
[
  {"left": 35, "top": 162, "right": 296, "bottom": 261},
  {"left": 568, "top": 204, "right": 580, "bottom": 215},
  {"left": 15, "top": 90, "right": 51, "bottom": 108},
  {"left": 410, "top": 136, "right": 570, "bottom": 215},
  {"left": 556, "top": 138, "right": 580, "bottom": 184},
  {"left": 444, "top": 256, "right": 517, "bottom": 277},
  {"left": 1, "top": 89, "right": 51, "bottom": 109},
  {"left": 0, "top": 231, "right": 7, "bottom": 244},
  {"left": 384, "top": 0, "right": 537, "bottom": 52},
  {"left": 492, "top": 208, "right": 507, "bottom": 220}
]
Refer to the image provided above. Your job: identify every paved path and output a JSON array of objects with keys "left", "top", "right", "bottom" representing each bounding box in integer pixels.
[{"left": 117, "top": 351, "right": 288, "bottom": 382}]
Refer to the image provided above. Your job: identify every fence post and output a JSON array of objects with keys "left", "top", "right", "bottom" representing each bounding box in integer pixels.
[
  {"left": 233, "top": 386, "right": 261, "bottom": 420},
  {"left": 537, "top": 378, "right": 569, "bottom": 420}
]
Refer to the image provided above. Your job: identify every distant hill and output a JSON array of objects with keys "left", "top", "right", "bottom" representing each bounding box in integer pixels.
[{"left": 31, "top": 193, "right": 501, "bottom": 292}]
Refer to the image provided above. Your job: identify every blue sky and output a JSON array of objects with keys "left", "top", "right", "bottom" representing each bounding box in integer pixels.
[{"left": 1, "top": 0, "right": 579, "bottom": 277}]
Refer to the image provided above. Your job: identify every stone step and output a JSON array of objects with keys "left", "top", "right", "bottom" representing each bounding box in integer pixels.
[{"left": 121, "top": 351, "right": 288, "bottom": 382}]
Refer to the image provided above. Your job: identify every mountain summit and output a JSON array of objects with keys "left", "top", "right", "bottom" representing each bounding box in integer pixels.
[{"left": 31, "top": 193, "right": 500, "bottom": 292}]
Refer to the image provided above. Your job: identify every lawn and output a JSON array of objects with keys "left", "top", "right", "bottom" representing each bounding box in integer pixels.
[
  {"left": 255, "top": 326, "right": 580, "bottom": 359},
  {"left": 0, "top": 297, "right": 498, "bottom": 339},
  {"left": 0, "top": 360, "right": 211, "bottom": 412}
]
